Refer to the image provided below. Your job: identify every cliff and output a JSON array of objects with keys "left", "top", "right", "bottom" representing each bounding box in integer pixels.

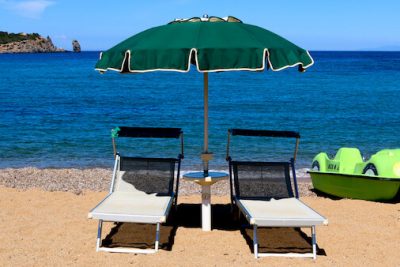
[{"left": 0, "top": 32, "right": 65, "bottom": 53}]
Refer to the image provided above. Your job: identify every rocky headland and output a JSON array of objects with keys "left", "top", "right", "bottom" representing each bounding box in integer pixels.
[{"left": 0, "top": 31, "right": 75, "bottom": 53}]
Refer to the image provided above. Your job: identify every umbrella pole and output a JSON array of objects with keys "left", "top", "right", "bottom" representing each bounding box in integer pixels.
[{"left": 203, "top": 72, "right": 209, "bottom": 176}]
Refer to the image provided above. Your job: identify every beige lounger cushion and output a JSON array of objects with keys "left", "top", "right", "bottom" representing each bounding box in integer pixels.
[
  {"left": 88, "top": 191, "right": 173, "bottom": 224},
  {"left": 237, "top": 198, "right": 328, "bottom": 227}
]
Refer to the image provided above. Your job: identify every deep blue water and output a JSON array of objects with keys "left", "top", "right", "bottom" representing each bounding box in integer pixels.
[{"left": 0, "top": 51, "right": 400, "bottom": 170}]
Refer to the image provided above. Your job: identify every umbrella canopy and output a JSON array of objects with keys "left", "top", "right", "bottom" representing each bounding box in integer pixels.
[
  {"left": 95, "top": 16, "right": 313, "bottom": 73},
  {"left": 95, "top": 15, "right": 313, "bottom": 175}
]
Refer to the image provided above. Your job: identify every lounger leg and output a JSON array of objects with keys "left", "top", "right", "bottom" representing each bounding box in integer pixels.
[
  {"left": 96, "top": 220, "right": 103, "bottom": 252},
  {"left": 253, "top": 225, "right": 258, "bottom": 259},
  {"left": 155, "top": 223, "right": 160, "bottom": 251},
  {"left": 312, "top": 226, "right": 316, "bottom": 260}
]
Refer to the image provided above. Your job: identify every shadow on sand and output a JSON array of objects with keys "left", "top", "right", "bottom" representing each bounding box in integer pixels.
[
  {"left": 311, "top": 188, "right": 400, "bottom": 204},
  {"left": 101, "top": 203, "right": 326, "bottom": 256}
]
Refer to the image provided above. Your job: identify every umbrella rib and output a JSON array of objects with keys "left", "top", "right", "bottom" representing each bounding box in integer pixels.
[{"left": 236, "top": 23, "right": 314, "bottom": 71}]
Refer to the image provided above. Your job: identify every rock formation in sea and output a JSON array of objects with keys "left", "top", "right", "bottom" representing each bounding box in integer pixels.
[
  {"left": 72, "top": 40, "right": 81, "bottom": 52},
  {"left": 0, "top": 32, "right": 65, "bottom": 53}
]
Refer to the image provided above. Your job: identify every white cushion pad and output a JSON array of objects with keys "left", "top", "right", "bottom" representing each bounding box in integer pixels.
[
  {"left": 88, "top": 192, "right": 172, "bottom": 223},
  {"left": 237, "top": 198, "right": 328, "bottom": 227}
]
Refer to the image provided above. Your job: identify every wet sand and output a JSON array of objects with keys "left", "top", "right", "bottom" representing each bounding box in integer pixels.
[{"left": 1, "top": 186, "right": 399, "bottom": 266}]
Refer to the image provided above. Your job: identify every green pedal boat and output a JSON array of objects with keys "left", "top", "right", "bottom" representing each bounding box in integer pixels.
[{"left": 308, "top": 148, "right": 400, "bottom": 201}]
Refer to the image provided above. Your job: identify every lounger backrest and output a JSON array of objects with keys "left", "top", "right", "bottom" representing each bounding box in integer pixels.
[
  {"left": 231, "top": 160, "right": 296, "bottom": 200},
  {"left": 227, "top": 128, "right": 300, "bottom": 202},
  {"left": 109, "top": 126, "right": 183, "bottom": 198},
  {"left": 113, "top": 156, "right": 177, "bottom": 196}
]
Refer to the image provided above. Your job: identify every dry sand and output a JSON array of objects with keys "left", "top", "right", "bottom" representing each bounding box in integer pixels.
[{"left": 1, "top": 186, "right": 399, "bottom": 266}]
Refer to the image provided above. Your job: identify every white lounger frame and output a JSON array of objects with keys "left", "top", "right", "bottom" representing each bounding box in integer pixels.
[
  {"left": 236, "top": 197, "right": 327, "bottom": 259},
  {"left": 96, "top": 220, "right": 161, "bottom": 254},
  {"left": 89, "top": 155, "right": 175, "bottom": 254},
  {"left": 226, "top": 129, "right": 327, "bottom": 259},
  {"left": 252, "top": 222, "right": 317, "bottom": 259}
]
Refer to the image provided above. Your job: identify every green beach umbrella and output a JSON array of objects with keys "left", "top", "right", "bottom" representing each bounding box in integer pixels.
[{"left": 95, "top": 15, "right": 314, "bottom": 175}]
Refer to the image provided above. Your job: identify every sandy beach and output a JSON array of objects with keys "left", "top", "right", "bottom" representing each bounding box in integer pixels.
[
  {"left": 0, "top": 168, "right": 399, "bottom": 266},
  {"left": 2, "top": 0, "right": 400, "bottom": 265}
]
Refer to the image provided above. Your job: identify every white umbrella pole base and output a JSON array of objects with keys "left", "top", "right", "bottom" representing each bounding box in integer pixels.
[
  {"left": 201, "top": 184, "right": 211, "bottom": 231},
  {"left": 182, "top": 171, "right": 228, "bottom": 232}
]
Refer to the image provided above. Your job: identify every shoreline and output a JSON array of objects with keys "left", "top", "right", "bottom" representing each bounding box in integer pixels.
[{"left": 0, "top": 167, "right": 314, "bottom": 196}]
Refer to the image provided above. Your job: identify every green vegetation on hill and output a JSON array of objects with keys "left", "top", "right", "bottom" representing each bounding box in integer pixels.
[{"left": 0, "top": 31, "right": 41, "bottom": 44}]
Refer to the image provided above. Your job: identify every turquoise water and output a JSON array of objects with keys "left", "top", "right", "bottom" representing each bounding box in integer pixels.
[{"left": 0, "top": 51, "right": 400, "bottom": 169}]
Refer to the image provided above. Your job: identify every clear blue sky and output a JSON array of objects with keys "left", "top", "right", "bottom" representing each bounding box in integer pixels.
[{"left": 1, "top": 0, "right": 400, "bottom": 51}]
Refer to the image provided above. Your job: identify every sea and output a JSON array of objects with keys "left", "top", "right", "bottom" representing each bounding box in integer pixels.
[{"left": 1, "top": 51, "right": 400, "bottom": 170}]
